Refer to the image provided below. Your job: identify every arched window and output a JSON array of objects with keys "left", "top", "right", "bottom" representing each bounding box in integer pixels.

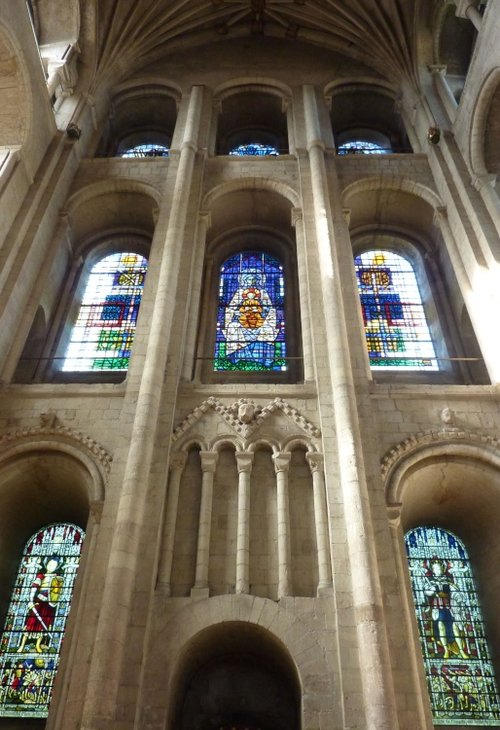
[
  {"left": 405, "top": 526, "right": 500, "bottom": 725},
  {"left": 229, "top": 143, "right": 279, "bottom": 157},
  {"left": 354, "top": 250, "right": 438, "bottom": 370},
  {"left": 63, "top": 251, "right": 148, "bottom": 372},
  {"left": 0, "top": 523, "right": 84, "bottom": 718},
  {"left": 120, "top": 143, "right": 169, "bottom": 158},
  {"left": 214, "top": 251, "right": 286, "bottom": 372},
  {"left": 337, "top": 140, "right": 388, "bottom": 155}
]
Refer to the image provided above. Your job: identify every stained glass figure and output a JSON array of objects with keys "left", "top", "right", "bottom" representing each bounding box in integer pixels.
[
  {"left": 337, "top": 140, "right": 388, "bottom": 155},
  {"left": 120, "top": 144, "right": 169, "bottom": 158},
  {"left": 63, "top": 252, "right": 147, "bottom": 371},
  {"left": 354, "top": 250, "right": 438, "bottom": 369},
  {"left": 406, "top": 526, "right": 500, "bottom": 725},
  {"left": 214, "top": 251, "right": 286, "bottom": 371},
  {"left": 0, "top": 523, "right": 84, "bottom": 719},
  {"left": 229, "top": 143, "right": 279, "bottom": 156}
]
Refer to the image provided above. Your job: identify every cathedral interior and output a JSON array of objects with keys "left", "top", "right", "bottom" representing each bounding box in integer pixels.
[{"left": 0, "top": 0, "right": 499, "bottom": 728}]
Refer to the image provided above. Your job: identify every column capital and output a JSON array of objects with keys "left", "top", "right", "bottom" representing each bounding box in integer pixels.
[
  {"left": 428, "top": 64, "right": 447, "bottom": 75},
  {"left": 235, "top": 451, "right": 254, "bottom": 474},
  {"left": 198, "top": 209, "right": 212, "bottom": 228},
  {"left": 170, "top": 451, "right": 188, "bottom": 472},
  {"left": 306, "top": 452, "right": 324, "bottom": 474},
  {"left": 200, "top": 450, "right": 218, "bottom": 473},
  {"left": 272, "top": 452, "right": 291, "bottom": 474},
  {"left": 291, "top": 207, "right": 303, "bottom": 227},
  {"left": 471, "top": 173, "right": 497, "bottom": 191}
]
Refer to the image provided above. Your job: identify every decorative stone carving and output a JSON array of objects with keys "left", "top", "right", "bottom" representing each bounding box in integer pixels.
[{"left": 172, "top": 396, "right": 321, "bottom": 443}]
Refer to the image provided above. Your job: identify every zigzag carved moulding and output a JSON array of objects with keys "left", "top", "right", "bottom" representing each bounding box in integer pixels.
[{"left": 172, "top": 396, "right": 321, "bottom": 443}]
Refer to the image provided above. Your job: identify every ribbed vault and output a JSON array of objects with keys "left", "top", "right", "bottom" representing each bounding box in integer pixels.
[{"left": 84, "top": 0, "right": 426, "bottom": 90}]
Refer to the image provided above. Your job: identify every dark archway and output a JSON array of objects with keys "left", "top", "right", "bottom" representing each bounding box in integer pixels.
[{"left": 174, "top": 622, "right": 301, "bottom": 730}]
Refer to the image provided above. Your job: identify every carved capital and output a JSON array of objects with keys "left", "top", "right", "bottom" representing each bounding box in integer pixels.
[
  {"left": 200, "top": 450, "right": 218, "bottom": 473},
  {"left": 306, "top": 451, "right": 324, "bottom": 474},
  {"left": 273, "top": 452, "right": 291, "bottom": 474},
  {"left": 170, "top": 451, "right": 188, "bottom": 472},
  {"left": 235, "top": 451, "right": 254, "bottom": 474}
]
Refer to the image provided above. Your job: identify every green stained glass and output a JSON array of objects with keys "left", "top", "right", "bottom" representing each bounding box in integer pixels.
[
  {"left": 406, "top": 526, "right": 500, "bottom": 724},
  {"left": 63, "top": 252, "right": 147, "bottom": 372},
  {"left": 0, "top": 524, "right": 84, "bottom": 718}
]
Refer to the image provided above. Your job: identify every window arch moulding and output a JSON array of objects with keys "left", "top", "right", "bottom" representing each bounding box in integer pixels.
[
  {"left": 405, "top": 525, "right": 500, "bottom": 725},
  {"left": 0, "top": 522, "right": 85, "bottom": 719}
]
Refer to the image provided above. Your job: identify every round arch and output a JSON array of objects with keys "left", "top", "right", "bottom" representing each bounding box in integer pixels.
[
  {"left": 144, "top": 595, "right": 334, "bottom": 729},
  {"left": 470, "top": 67, "right": 500, "bottom": 177},
  {"left": 0, "top": 20, "right": 32, "bottom": 149}
]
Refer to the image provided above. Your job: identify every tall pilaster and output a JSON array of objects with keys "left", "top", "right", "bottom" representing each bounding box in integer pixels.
[
  {"left": 192, "top": 450, "right": 218, "bottom": 595},
  {"left": 157, "top": 452, "right": 188, "bottom": 594},
  {"left": 302, "top": 83, "right": 399, "bottom": 730},
  {"left": 81, "top": 85, "right": 205, "bottom": 728}
]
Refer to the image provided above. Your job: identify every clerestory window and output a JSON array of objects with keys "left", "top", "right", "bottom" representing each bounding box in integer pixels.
[
  {"left": 354, "top": 249, "right": 438, "bottom": 370},
  {"left": 62, "top": 251, "right": 148, "bottom": 373}
]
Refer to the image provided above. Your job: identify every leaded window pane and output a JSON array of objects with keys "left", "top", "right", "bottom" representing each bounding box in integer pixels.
[
  {"left": 406, "top": 526, "right": 500, "bottom": 725},
  {"left": 229, "top": 144, "right": 279, "bottom": 156},
  {"left": 214, "top": 251, "right": 286, "bottom": 372},
  {"left": 354, "top": 250, "right": 438, "bottom": 369},
  {"left": 63, "top": 251, "right": 147, "bottom": 371},
  {"left": 0, "top": 523, "right": 84, "bottom": 718}
]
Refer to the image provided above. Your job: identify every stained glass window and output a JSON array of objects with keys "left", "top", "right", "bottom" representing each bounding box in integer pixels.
[
  {"left": 337, "top": 140, "right": 388, "bottom": 155},
  {"left": 120, "top": 144, "right": 169, "bottom": 158},
  {"left": 406, "top": 526, "right": 500, "bottom": 725},
  {"left": 63, "top": 251, "right": 147, "bottom": 371},
  {"left": 214, "top": 251, "right": 286, "bottom": 372},
  {"left": 229, "top": 143, "right": 279, "bottom": 156},
  {"left": 0, "top": 523, "right": 84, "bottom": 719},
  {"left": 354, "top": 250, "right": 438, "bottom": 369}
]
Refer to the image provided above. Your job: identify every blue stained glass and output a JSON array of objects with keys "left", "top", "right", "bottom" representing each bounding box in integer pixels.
[
  {"left": 337, "top": 140, "right": 389, "bottom": 155},
  {"left": 0, "top": 523, "right": 84, "bottom": 719},
  {"left": 355, "top": 250, "right": 438, "bottom": 370},
  {"left": 214, "top": 251, "right": 286, "bottom": 372},
  {"left": 229, "top": 144, "right": 279, "bottom": 157},
  {"left": 406, "top": 527, "right": 500, "bottom": 725},
  {"left": 120, "top": 144, "right": 169, "bottom": 158},
  {"left": 63, "top": 252, "right": 147, "bottom": 372}
]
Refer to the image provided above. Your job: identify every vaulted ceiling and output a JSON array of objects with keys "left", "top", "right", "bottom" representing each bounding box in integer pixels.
[{"left": 82, "top": 0, "right": 432, "bottom": 90}]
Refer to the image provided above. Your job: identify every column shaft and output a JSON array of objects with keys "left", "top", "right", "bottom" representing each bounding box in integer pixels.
[
  {"left": 306, "top": 452, "right": 332, "bottom": 592},
  {"left": 303, "top": 84, "right": 398, "bottom": 730},
  {"left": 82, "top": 85, "right": 205, "bottom": 726},
  {"left": 273, "top": 452, "right": 292, "bottom": 599},
  {"left": 193, "top": 450, "right": 218, "bottom": 593},
  {"left": 157, "top": 452, "right": 187, "bottom": 594},
  {"left": 235, "top": 452, "right": 253, "bottom": 594}
]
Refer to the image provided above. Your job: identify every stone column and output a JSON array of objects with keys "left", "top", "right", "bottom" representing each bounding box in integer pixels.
[
  {"left": 455, "top": 0, "right": 483, "bottom": 30},
  {"left": 181, "top": 210, "right": 212, "bottom": 380},
  {"left": 434, "top": 206, "right": 500, "bottom": 383},
  {"left": 157, "top": 452, "right": 188, "bottom": 594},
  {"left": 192, "top": 450, "right": 218, "bottom": 596},
  {"left": 235, "top": 451, "right": 254, "bottom": 594},
  {"left": 428, "top": 65, "right": 458, "bottom": 122},
  {"left": 303, "top": 84, "right": 398, "bottom": 730},
  {"left": 292, "top": 207, "right": 315, "bottom": 381},
  {"left": 273, "top": 452, "right": 292, "bottom": 599},
  {"left": 306, "top": 452, "right": 332, "bottom": 593},
  {"left": 81, "top": 85, "right": 205, "bottom": 727}
]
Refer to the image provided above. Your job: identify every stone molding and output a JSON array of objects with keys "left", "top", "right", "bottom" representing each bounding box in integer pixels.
[
  {"left": 381, "top": 428, "right": 500, "bottom": 483},
  {"left": 0, "top": 422, "right": 112, "bottom": 474},
  {"left": 172, "top": 396, "right": 321, "bottom": 443}
]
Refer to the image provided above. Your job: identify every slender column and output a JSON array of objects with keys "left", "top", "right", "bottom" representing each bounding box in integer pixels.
[
  {"left": 192, "top": 450, "right": 218, "bottom": 595},
  {"left": 235, "top": 451, "right": 254, "bottom": 594},
  {"left": 157, "top": 452, "right": 188, "bottom": 594},
  {"left": 273, "top": 452, "right": 292, "bottom": 599},
  {"left": 456, "top": 0, "right": 482, "bottom": 30},
  {"left": 306, "top": 452, "right": 332, "bottom": 593},
  {"left": 292, "top": 207, "right": 315, "bottom": 381},
  {"left": 303, "top": 84, "right": 398, "bottom": 729},
  {"left": 428, "top": 65, "right": 458, "bottom": 122},
  {"left": 82, "top": 85, "right": 204, "bottom": 727},
  {"left": 182, "top": 210, "right": 211, "bottom": 380}
]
